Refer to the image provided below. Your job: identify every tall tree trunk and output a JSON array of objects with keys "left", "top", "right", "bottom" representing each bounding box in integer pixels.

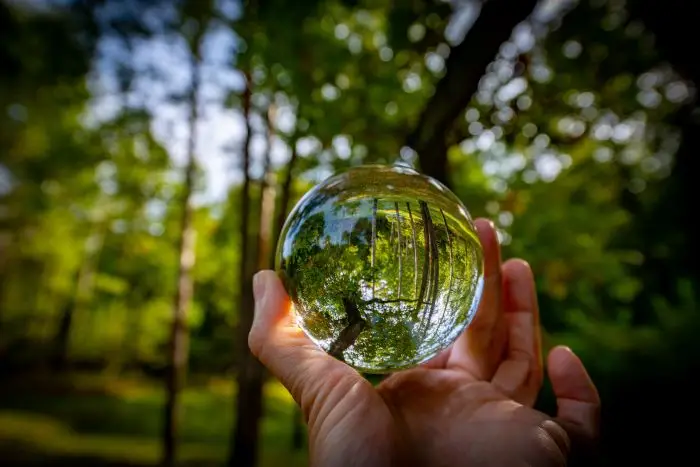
[
  {"left": 161, "top": 47, "right": 201, "bottom": 467},
  {"left": 271, "top": 133, "right": 305, "bottom": 450},
  {"left": 258, "top": 104, "right": 276, "bottom": 270},
  {"left": 229, "top": 73, "right": 263, "bottom": 467}
]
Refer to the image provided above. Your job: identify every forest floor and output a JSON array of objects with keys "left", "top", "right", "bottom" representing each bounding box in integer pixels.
[{"left": 0, "top": 373, "right": 307, "bottom": 467}]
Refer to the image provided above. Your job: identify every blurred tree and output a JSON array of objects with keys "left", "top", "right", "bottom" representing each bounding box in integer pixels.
[
  {"left": 407, "top": 0, "right": 539, "bottom": 187},
  {"left": 161, "top": 1, "right": 211, "bottom": 465},
  {"left": 230, "top": 70, "right": 260, "bottom": 466}
]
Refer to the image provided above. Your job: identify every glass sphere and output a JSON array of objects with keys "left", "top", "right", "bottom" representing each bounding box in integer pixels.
[{"left": 276, "top": 165, "right": 484, "bottom": 373}]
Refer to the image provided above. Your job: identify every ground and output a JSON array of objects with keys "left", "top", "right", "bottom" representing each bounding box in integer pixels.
[{"left": 0, "top": 373, "right": 308, "bottom": 467}]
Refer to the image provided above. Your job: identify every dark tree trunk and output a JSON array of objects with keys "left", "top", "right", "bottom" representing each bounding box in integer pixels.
[
  {"left": 406, "top": 0, "right": 538, "bottom": 187},
  {"left": 328, "top": 298, "right": 367, "bottom": 359},
  {"left": 273, "top": 136, "right": 299, "bottom": 266},
  {"left": 258, "top": 104, "right": 276, "bottom": 270},
  {"left": 231, "top": 349, "right": 264, "bottom": 467},
  {"left": 52, "top": 222, "right": 105, "bottom": 371},
  {"left": 161, "top": 44, "right": 201, "bottom": 467},
  {"left": 229, "top": 73, "right": 263, "bottom": 467},
  {"left": 272, "top": 134, "right": 305, "bottom": 451},
  {"left": 52, "top": 280, "right": 78, "bottom": 371}
]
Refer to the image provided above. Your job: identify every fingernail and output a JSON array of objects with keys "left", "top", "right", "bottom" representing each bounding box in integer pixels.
[
  {"left": 253, "top": 272, "right": 266, "bottom": 305},
  {"left": 475, "top": 218, "right": 494, "bottom": 229},
  {"left": 553, "top": 345, "right": 574, "bottom": 358}
]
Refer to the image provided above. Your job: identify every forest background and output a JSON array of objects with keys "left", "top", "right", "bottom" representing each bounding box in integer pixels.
[{"left": 1, "top": 0, "right": 698, "bottom": 465}]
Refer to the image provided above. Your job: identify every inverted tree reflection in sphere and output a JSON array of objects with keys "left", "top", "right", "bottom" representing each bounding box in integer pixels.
[{"left": 276, "top": 165, "right": 484, "bottom": 373}]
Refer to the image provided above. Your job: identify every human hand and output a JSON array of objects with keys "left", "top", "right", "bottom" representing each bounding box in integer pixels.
[{"left": 249, "top": 219, "right": 600, "bottom": 467}]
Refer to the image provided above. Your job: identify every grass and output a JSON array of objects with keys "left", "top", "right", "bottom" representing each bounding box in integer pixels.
[{"left": 0, "top": 373, "right": 308, "bottom": 467}]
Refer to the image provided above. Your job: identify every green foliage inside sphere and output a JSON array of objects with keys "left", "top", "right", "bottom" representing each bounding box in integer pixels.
[{"left": 277, "top": 165, "right": 484, "bottom": 373}]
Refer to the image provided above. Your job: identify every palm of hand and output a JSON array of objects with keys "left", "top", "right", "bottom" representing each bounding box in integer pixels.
[
  {"left": 250, "top": 220, "right": 599, "bottom": 467},
  {"left": 312, "top": 361, "right": 570, "bottom": 467}
]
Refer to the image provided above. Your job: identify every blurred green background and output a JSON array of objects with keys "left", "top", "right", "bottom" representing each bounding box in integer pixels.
[{"left": 1, "top": 0, "right": 698, "bottom": 465}]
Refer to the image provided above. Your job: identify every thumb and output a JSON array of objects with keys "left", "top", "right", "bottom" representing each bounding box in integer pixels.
[
  {"left": 248, "top": 270, "right": 367, "bottom": 427},
  {"left": 547, "top": 346, "right": 601, "bottom": 464}
]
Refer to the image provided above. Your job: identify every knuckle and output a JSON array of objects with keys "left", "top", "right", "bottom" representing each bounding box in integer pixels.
[{"left": 247, "top": 325, "right": 266, "bottom": 358}]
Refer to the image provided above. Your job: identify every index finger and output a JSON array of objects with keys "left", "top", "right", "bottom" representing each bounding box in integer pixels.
[{"left": 448, "top": 219, "right": 507, "bottom": 380}]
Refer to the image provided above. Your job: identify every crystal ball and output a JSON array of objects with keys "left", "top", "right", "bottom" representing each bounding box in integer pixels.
[{"left": 276, "top": 165, "right": 484, "bottom": 373}]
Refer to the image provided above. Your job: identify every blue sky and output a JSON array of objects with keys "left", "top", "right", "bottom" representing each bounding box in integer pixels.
[{"left": 88, "top": 15, "right": 250, "bottom": 204}]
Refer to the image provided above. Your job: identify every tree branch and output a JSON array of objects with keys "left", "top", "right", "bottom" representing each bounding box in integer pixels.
[
  {"left": 406, "top": 0, "right": 538, "bottom": 187},
  {"left": 328, "top": 297, "right": 367, "bottom": 359}
]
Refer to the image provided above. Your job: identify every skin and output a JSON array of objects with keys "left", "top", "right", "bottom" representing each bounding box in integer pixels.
[{"left": 249, "top": 219, "right": 601, "bottom": 467}]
